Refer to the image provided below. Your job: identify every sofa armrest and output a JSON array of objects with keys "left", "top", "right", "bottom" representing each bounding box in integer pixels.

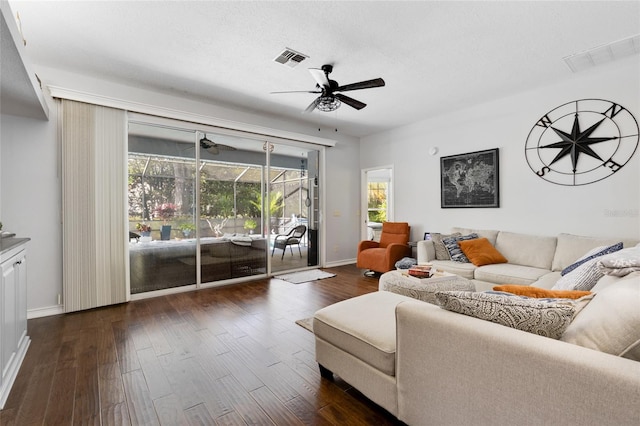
[
  {"left": 416, "top": 240, "right": 435, "bottom": 263},
  {"left": 395, "top": 300, "right": 640, "bottom": 426}
]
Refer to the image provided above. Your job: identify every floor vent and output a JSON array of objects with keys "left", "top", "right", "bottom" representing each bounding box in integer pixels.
[
  {"left": 563, "top": 34, "right": 640, "bottom": 73},
  {"left": 274, "top": 48, "right": 309, "bottom": 68}
]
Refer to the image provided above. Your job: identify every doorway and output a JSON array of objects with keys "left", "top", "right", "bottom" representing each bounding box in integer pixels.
[
  {"left": 268, "top": 146, "right": 320, "bottom": 274},
  {"left": 361, "top": 166, "right": 393, "bottom": 242}
]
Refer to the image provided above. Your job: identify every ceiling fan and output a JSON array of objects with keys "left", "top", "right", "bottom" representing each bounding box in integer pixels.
[
  {"left": 272, "top": 64, "right": 385, "bottom": 113},
  {"left": 200, "top": 134, "right": 237, "bottom": 155}
]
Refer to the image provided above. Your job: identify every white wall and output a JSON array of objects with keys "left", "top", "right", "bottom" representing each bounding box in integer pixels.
[
  {"left": 361, "top": 56, "right": 640, "bottom": 241},
  {"left": 2, "top": 68, "right": 362, "bottom": 315},
  {"left": 1, "top": 101, "right": 62, "bottom": 316},
  {"left": 323, "top": 134, "right": 361, "bottom": 264}
]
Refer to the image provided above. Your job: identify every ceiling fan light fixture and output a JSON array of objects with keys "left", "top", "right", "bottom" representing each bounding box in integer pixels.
[{"left": 315, "top": 96, "right": 341, "bottom": 112}]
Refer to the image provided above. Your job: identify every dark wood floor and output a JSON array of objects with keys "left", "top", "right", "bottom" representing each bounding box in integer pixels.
[{"left": 1, "top": 265, "right": 403, "bottom": 425}]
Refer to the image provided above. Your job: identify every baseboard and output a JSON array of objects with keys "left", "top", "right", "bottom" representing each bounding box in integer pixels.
[
  {"left": 28, "top": 304, "right": 64, "bottom": 319},
  {"left": 26, "top": 261, "right": 356, "bottom": 318},
  {"left": 324, "top": 258, "right": 356, "bottom": 268}
]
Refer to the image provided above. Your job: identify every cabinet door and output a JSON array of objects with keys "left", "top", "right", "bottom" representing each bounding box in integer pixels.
[
  {"left": 0, "top": 260, "right": 3, "bottom": 390},
  {"left": 16, "top": 254, "right": 27, "bottom": 348},
  {"left": 1, "top": 259, "right": 17, "bottom": 379}
]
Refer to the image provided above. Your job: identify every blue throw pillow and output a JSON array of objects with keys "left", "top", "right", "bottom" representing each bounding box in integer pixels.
[
  {"left": 561, "top": 242, "right": 623, "bottom": 276},
  {"left": 442, "top": 233, "right": 478, "bottom": 263}
]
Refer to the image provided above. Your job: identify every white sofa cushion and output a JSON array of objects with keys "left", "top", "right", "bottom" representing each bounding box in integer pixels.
[
  {"left": 494, "top": 231, "right": 557, "bottom": 270},
  {"left": 430, "top": 260, "right": 476, "bottom": 279},
  {"left": 531, "top": 271, "right": 562, "bottom": 289},
  {"left": 474, "top": 263, "right": 550, "bottom": 285},
  {"left": 561, "top": 272, "right": 640, "bottom": 361},
  {"left": 451, "top": 227, "right": 499, "bottom": 246},
  {"left": 551, "top": 233, "right": 636, "bottom": 272},
  {"left": 313, "top": 291, "right": 414, "bottom": 376}
]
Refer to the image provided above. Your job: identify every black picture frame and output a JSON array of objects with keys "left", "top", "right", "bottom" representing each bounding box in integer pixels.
[
  {"left": 424, "top": 232, "right": 432, "bottom": 240},
  {"left": 440, "top": 148, "right": 499, "bottom": 208}
]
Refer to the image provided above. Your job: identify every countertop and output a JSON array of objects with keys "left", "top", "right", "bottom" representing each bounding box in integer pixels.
[{"left": 0, "top": 237, "right": 30, "bottom": 256}]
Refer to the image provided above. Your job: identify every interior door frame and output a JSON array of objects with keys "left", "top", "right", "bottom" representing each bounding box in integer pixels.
[{"left": 361, "top": 165, "right": 394, "bottom": 241}]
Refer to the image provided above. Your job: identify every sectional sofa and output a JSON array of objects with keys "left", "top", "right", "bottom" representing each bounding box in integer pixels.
[
  {"left": 313, "top": 229, "right": 640, "bottom": 425},
  {"left": 417, "top": 227, "right": 638, "bottom": 290}
]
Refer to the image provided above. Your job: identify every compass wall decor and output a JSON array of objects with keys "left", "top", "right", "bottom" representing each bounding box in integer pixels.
[{"left": 525, "top": 99, "right": 639, "bottom": 186}]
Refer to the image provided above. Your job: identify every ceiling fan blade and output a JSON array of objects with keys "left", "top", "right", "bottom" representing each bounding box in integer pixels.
[
  {"left": 215, "top": 144, "right": 236, "bottom": 151},
  {"left": 335, "top": 93, "right": 366, "bottom": 110},
  {"left": 336, "top": 78, "right": 385, "bottom": 92},
  {"left": 309, "top": 68, "right": 331, "bottom": 89},
  {"left": 303, "top": 98, "right": 318, "bottom": 114},
  {"left": 270, "top": 90, "right": 322, "bottom": 94}
]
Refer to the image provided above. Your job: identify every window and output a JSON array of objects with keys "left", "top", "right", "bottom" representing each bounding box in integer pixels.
[{"left": 367, "top": 181, "right": 388, "bottom": 223}]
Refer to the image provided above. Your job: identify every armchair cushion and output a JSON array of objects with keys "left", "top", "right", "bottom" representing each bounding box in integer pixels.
[{"left": 379, "top": 222, "right": 411, "bottom": 248}]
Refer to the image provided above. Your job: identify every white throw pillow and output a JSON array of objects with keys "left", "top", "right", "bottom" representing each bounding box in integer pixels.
[
  {"left": 553, "top": 243, "right": 622, "bottom": 291},
  {"left": 561, "top": 272, "right": 640, "bottom": 361},
  {"left": 561, "top": 243, "right": 622, "bottom": 275}
]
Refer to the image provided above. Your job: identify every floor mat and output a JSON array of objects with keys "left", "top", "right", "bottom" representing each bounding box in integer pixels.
[{"left": 275, "top": 269, "right": 336, "bottom": 284}]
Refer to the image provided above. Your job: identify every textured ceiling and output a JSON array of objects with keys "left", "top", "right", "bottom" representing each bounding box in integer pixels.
[{"left": 7, "top": 1, "right": 640, "bottom": 137}]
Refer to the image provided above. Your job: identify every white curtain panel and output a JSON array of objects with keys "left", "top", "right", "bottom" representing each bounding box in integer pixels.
[{"left": 61, "top": 99, "right": 128, "bottom": 312}]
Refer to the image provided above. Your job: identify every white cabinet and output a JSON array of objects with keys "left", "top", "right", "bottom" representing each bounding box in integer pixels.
[
  {"left": 0, "top": 241, "right": 30, "bottom": 409},
  {"left": 1, "top": 2, "right": 50, "bottom": 120}
]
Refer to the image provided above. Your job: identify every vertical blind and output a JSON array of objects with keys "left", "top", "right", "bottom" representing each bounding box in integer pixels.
[{"left": 61, "top": 99, "right": 128, "bottom": 312}]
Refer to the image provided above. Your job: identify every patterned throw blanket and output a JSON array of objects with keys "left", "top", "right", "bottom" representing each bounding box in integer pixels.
[{"left": 598, "top": 245, "right": 640, "bottom": 277}]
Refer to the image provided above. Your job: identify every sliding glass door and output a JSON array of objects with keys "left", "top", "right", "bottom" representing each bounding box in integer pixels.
[
  {"left": 127, "top": 119, "right": 322, "bottom": 295},
  {"left": 128, "top": 123, "right": 198, "bottom": 293},
  {"left": 197, "top": 132, "right": 267, "bottom": 283},
  {"left": 269, "top": 144, "right": 319, "bottom": 273}
]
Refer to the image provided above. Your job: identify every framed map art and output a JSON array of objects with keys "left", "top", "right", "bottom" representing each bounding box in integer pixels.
[{"left": 440, "top": 148, "right": 499, "bottom": 208}]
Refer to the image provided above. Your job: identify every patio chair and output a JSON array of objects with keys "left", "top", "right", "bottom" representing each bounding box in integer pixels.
[{"left": 272, "top": 225, "right": 307, "bottom": 259}]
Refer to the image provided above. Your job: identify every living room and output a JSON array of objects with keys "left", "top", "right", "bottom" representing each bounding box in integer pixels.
[
  {"left": 1, "top": 1, "right": 639, "bottom": 424},
  {"left": 1, "top": 0, "right": 636, "bottom": 319}
]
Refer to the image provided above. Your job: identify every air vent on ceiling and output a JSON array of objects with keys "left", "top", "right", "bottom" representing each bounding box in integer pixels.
[
  {"left": 563, "top": 34, "right": 640, "bottom": 73},
  {"left": 273, "top": 47, "right": 309, "bottom": 68}
]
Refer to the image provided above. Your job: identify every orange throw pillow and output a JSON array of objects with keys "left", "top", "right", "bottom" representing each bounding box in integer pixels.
[
  {"left": 493, "top": 285, "right": 592, "bottom": 299},
  {"left": 458, "top": 237, "right": 507, "bottom": 266}
]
